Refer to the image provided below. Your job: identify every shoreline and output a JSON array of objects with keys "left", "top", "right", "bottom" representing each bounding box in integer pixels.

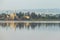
[{"left": 0, "top": 21, "right": 60, "bottom": 23}]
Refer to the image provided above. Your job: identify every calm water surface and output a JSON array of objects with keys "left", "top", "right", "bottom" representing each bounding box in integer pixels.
[{"left": 0, "top": 23, "right": 60, "bottom": 40}]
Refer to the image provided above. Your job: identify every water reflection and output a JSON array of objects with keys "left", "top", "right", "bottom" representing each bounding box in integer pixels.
[{"left": 0, "top": 22, "right": 60, "bottom": 30}]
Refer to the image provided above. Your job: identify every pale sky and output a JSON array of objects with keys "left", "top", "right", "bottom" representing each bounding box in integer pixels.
[{"left": 0, "top": 0, "right": 60, "bottom": 10}]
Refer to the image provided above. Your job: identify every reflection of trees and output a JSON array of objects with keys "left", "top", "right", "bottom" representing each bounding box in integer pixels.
[
  {"left": 30, "top": 23, "right": 38, "bottom": 29},
  {"left": 58, "top": 23, "right": 60, "bottom": 28},
  {"left": 46, "top": 23, "right": 52, "bottom": 27},
  {"left": 0, "top": 23, "right": 60, "bottom": 30},
  {"left": 0, "top": 23, "right": 7, "bottom": 27},
  {"left": 37, "top": 23, "right": 41, "bottom": 27},
  {"left": 24, "top": 23, "right": 30, "bottom": 29},
  {"left": 17, "top": 23, "right": 24, "bottom": 29}
]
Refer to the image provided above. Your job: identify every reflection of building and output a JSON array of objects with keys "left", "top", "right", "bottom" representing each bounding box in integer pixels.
[
  {"left": 0, "top": 22, "right": 42, "bottom": 30},
  {"left": 9, "top": 22, "right": 16, "bottom": 30},
  {"left": 24, "top": 23, "right": 30, "bottom": 27},
  {"left": 4, "top": 22, "right": 17, "bottom": 30}
]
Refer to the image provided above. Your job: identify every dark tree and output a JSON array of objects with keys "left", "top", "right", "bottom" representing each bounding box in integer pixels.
[
  {"left": 30, "top": 12, "right": 37, "bottom": 19},
  {"left": 37, "top": 14, "right": 41, "bottom": 19},
  {"left": 16, "top": 12, "right": 24, "bottom": 18}
]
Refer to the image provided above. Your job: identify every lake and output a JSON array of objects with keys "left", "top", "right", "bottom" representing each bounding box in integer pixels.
[{"left": 0, "top": 22, "right": 60, "bottom": 40}]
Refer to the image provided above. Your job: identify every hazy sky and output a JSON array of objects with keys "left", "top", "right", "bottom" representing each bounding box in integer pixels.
[{"left": 0, "top": 0, "right": 60, "bottom": 10}]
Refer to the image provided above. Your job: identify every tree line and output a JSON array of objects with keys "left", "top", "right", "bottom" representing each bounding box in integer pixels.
[
  {"left": 16, "top": 12, "right": 60, "bottom": 21},
  {"left": 0, "top": 12, "right": 60, "bottom": 21}
]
